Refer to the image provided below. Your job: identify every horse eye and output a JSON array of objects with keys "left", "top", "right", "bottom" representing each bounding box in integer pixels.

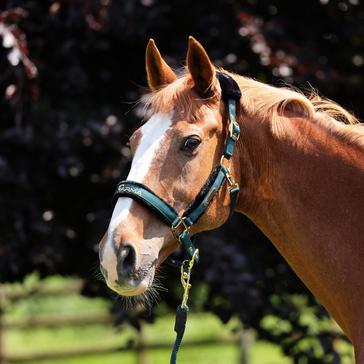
[{"left": 181, "top": 136, "right": 201, "bottom": 154}]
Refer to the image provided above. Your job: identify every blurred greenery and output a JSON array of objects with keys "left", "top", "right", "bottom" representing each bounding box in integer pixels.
[
  {"left": 1, "top": 275, "right": 354, "bottom": 364},
  {"left": 2, "top": 275, "right": 292, "bottom": 364}
]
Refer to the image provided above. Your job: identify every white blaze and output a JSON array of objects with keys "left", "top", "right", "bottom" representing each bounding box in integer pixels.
[
  {"left": 111, "top": 112, "right": 172, "bottom": 229},
  {"left": 101, "top": 113, "right": 172, "bottom": 284}
]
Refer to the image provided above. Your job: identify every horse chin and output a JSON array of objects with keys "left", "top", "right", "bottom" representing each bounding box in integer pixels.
[
  {"left": 111, "top": 267, "right": 155, "bottom": 297},
  {"left": 115, "top": 280, "right": 150, "bottom": 297}
]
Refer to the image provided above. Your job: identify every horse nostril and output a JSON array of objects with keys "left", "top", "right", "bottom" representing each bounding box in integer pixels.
[{"left": 117, "top": 245, "right": 136, "bottom": 279}]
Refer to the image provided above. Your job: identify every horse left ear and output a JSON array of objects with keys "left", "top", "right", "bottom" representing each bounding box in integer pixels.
[
  {"left": 187, "top": 36, "right": 216, "bottom": 97},
  {"left": 146, "top": 39, "right": 177, "bottom": 91}
]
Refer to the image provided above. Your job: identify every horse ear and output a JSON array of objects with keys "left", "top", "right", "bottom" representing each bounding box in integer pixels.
[
  {"left": 187, "top": 36, "right": 216, "bottom": 97},
  {"left": 146, "top": 39, "right": 177, "bottom": 91}
]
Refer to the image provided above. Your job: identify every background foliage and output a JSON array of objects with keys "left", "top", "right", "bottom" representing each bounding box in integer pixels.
[{"left": 0, "top": 0, "right": 363, "bottom": 362}]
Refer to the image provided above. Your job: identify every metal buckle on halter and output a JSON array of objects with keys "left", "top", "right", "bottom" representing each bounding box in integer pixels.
[
  {"left": 220, "top": 154, "right": 231, "bottom": 170},
  {"left": 220, "top": 155, "right": 239, "bottom": 191},
  {"left": 225, "top": 168, "right": 239, "bottom": 190},
  {"left": 229, "top": 120, "right": 240, "bottom": 142},
  {"left": 171, "top": 217, "right": 190, "bottom": 241},
  {"left": 225, "top": 169, "right": 234, "bottom": 186}
]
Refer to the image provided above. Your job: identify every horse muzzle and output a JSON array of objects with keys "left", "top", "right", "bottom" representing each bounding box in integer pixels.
[{"left": 99, "top": 239, "right": 155, "bottom": 296}]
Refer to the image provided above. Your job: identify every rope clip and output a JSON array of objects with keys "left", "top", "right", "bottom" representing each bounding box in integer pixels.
[{"left": 180, "top": 249, "right": 199, "bottom": 309}]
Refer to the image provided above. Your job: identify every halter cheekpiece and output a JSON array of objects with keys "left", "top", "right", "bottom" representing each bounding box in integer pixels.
[{"left": 112, "top": 71, "right": 242, "bottom": 267}]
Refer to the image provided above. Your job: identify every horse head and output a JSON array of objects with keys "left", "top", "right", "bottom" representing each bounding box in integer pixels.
[{"left": 99, "top": 37, "right": 240, "bottom": 297}]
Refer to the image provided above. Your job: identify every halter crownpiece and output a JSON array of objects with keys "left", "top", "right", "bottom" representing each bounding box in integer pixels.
[{"left": 112, "top": 71, "right": 241, "bottom": 266}]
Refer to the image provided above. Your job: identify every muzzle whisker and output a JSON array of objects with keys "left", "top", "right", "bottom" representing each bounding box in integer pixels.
[{"left": 91, "top": 262, "right": 105, "bottom": 281}]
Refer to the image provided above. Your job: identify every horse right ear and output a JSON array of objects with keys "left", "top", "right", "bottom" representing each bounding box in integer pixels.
[
  {"left": 187, "top": 36, "right": 216, "bottom": 98},
  {"left": 146, "top": 39, "right": 177, "bottom": 91}
]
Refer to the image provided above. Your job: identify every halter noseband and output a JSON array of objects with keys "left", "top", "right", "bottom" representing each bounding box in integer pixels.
[{"left": 112, "top": 72, "right": 241, "bottom": 267}]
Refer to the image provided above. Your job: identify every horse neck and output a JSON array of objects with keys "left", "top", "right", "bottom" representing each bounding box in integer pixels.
[{"left": 235, "top": 112, "right": 364, "bottom": 342}]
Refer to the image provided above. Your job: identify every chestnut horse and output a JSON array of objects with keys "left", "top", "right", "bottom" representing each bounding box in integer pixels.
[{"left": 99, "top": 37, "right": 364, "bottom": 361}]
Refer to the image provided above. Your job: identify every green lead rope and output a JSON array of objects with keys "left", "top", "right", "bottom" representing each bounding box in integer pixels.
[
  {"left": 169, "top": 249, "right": 198, "bottom": 364},
  {"left": 170, "top": 305, "right": 188, "bottom": 364}
]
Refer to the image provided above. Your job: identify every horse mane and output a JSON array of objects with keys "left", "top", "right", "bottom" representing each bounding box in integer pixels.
[
  {"left": 228, "top": 71, "right": 359, "bottom": 125},
  {"left": 145, "top": 68, "right": 360, "bottom": 128}
]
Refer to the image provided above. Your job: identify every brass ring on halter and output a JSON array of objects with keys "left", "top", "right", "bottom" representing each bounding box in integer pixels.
[{"left": 171, "top": 217, "right": 190, "bottom": 241}]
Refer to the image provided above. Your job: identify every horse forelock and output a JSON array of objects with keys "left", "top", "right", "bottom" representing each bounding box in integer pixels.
[{"left": 144, "top": 72, "right": 219, "bottom": 122}]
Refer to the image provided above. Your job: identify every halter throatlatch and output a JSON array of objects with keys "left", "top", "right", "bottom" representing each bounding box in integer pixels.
[
  {"left": 112, "top": 71, "right": 241, "bottom": 266},
  {"left": 112, "top": 71, "right": 241, "bottom": 364}
]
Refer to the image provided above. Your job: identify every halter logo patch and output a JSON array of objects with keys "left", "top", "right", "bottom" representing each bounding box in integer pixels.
[{"left": 118, "top": 184, "right": 142, "bottom": 197}]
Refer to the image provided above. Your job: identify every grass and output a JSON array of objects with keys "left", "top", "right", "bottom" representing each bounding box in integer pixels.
[{"left": 0, "top": 275, "right": 353, "bottom": 364}]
